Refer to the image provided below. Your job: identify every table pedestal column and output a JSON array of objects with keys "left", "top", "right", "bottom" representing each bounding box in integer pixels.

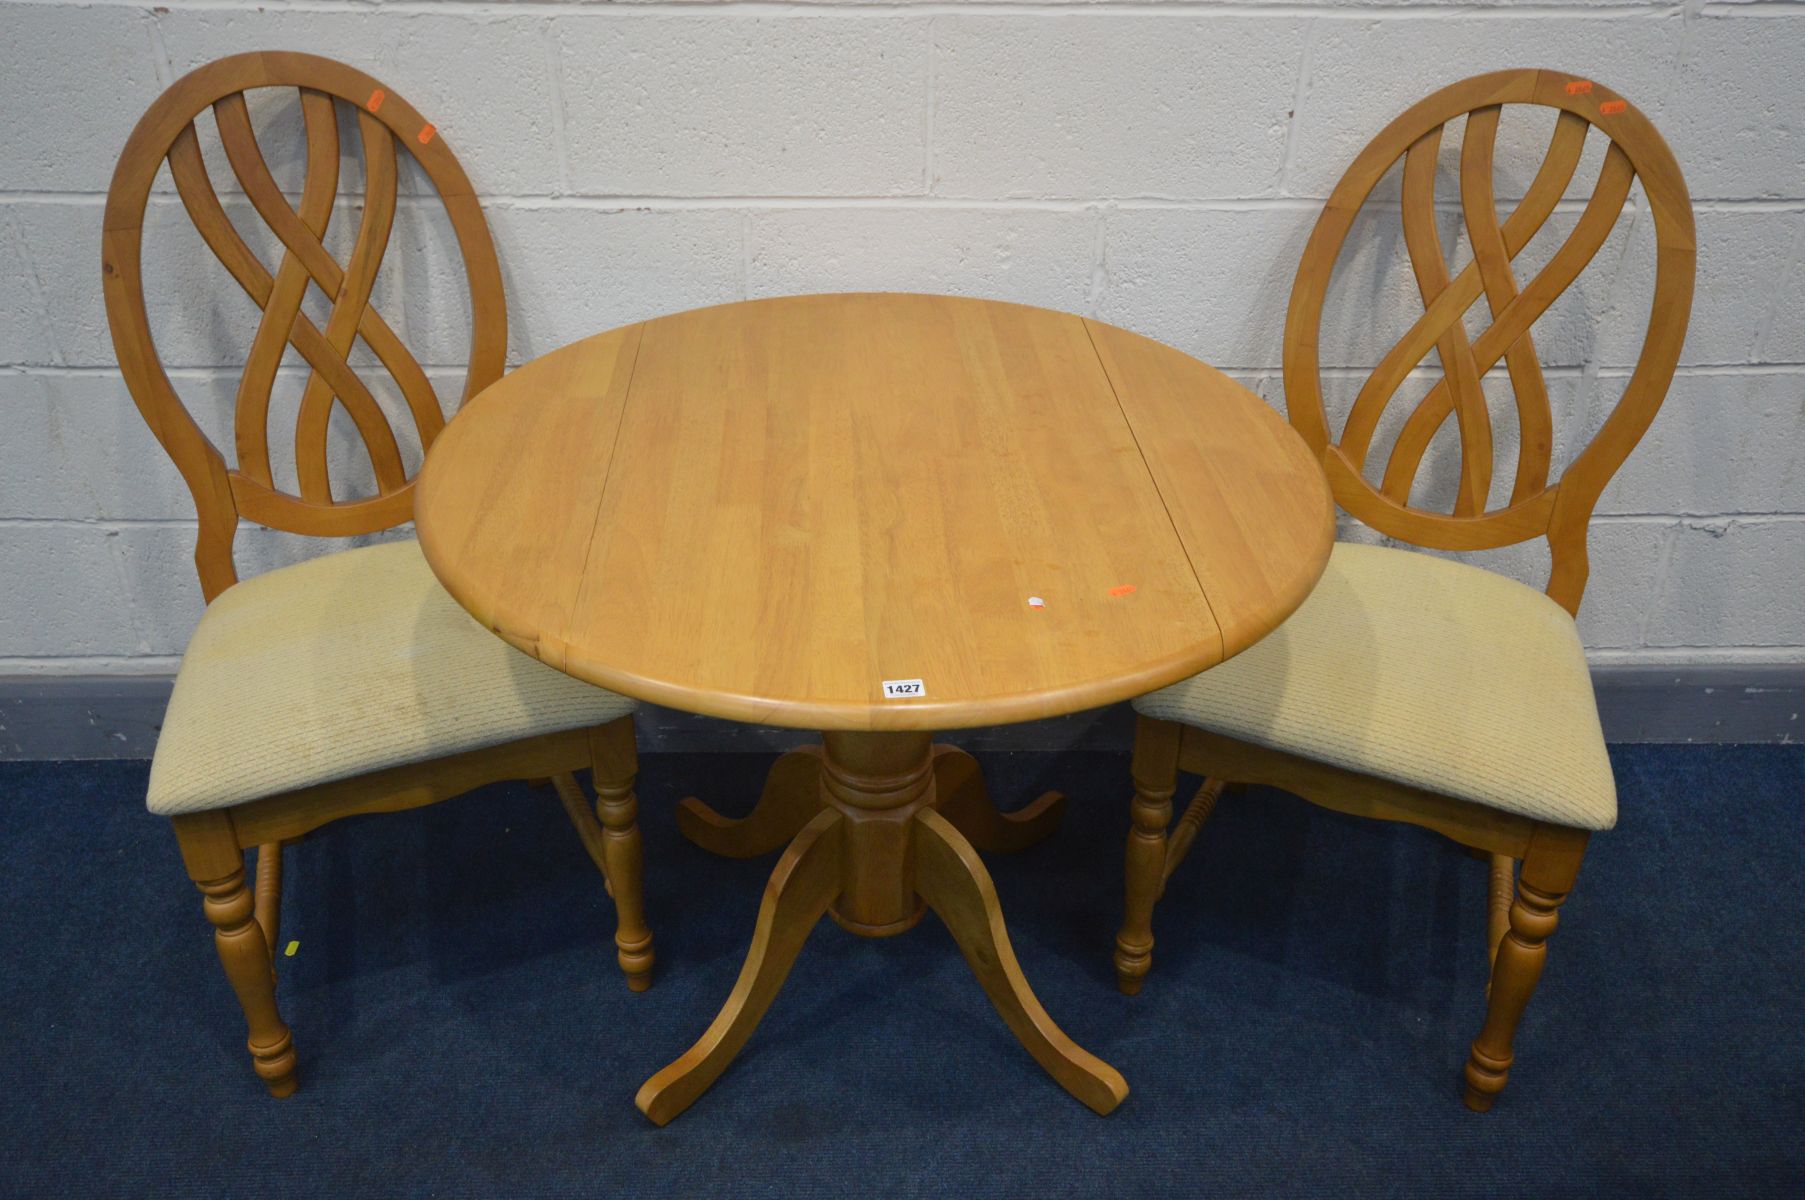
[
  {"left": 822, "top": 732, "right": 933, "bottom": 937},
  {"left": 636, "top": 731, "right": 1127, "bottom": 1125}
]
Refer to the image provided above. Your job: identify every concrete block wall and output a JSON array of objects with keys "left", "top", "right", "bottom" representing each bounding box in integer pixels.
[{"left": 2, "top": 0, "right": 1801, "bottom": 679}]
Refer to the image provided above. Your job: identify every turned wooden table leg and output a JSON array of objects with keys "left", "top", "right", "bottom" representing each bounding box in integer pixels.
[
  {"left": 932, "top": 745, "right": 1066, "bottom": 854},
  {"left": 677, "top": 745, "right": 826, "bottom": 858},
  {"left": 636, "top": 810, "right": 844, "bottom": 1126},
  {"left": 640, "top": 731, "right": 1125, "bottom": 1124}
]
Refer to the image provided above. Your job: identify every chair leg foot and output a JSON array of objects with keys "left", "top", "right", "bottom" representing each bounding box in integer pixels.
[{"left": 1461, "top": 1081, "right": 1497, "bottom": 1112}]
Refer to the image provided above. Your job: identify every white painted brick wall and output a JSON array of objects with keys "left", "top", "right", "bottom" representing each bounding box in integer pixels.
[
  {"left": 933, "top": 16, "right": 1307, "bottom": 199},
  {"left": 747, "top": 207, "right": 1097, "bottom": 308},
  {"left": 555, "top": 16, "right": 932, "bottom": 196},
  {"left": 1, "top": 0, "right": 1801, "bottom": 678}
]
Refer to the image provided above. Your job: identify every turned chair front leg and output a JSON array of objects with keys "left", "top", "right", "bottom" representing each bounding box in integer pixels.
[
  {"left": 174, "top": 813, "right": 297, "bottom": 1096},
  {"left": 591, "top": 717, "right": 654, "bottom": 992},
  {"left": 1115, "top": 715, "right": 1183, "bottom": 994},
  {"left": 1464, "top": 827, "right": 1587, "bottom": 1111}
]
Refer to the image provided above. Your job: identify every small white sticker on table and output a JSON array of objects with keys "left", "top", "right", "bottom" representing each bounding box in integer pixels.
[{"left": 882, "top": 679, "right": 926, "bottom": 699}]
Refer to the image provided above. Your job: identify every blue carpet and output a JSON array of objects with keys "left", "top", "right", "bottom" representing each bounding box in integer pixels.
[{"left": 1, "top": 745, "right": 1801, "bottom": 1197}]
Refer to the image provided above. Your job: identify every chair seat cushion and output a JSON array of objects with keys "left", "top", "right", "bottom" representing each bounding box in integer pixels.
[
  {"left": 148, "top": 539, "right": 634, "bottom": 816},
  {"left": 1133, "top": 542, "right": 1615, "bottom": 830}
]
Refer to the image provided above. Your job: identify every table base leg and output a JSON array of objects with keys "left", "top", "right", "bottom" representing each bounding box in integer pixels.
[
  {"left": 930, "top": 745, "right": 1067, "bottom": 853},
  {"left": 635, "top": 809, "right": 843, "bottom": 1126},
  {"left": 637, "top": 732, "right": 1124, "bottom": 1126},
  {"left": 675, "top": 746, "right": 825, "bottom": 858},
  {"left": 914, "top": 808, "right": 1130, "bottom": 1117}
]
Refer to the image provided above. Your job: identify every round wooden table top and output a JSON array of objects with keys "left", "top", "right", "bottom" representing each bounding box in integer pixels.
[{"left": 416, "top": 293, "right": 1334, "bottom": 732}]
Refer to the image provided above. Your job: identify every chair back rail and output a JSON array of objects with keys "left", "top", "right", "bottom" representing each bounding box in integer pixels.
[
  {"left": 1282, "top": 69, "right": 1696, "bottom": 614},
  {"left": 102, "top": 51, "right": 505, "bottom": 601}
]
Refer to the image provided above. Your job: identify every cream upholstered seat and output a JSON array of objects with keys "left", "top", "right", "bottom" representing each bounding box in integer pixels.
[
  {"left": 1133, "top": 541, "right": 1615, "bottom": 831},
  {"left": 149, "top": 539, "right": 635, "bottom": 816}
]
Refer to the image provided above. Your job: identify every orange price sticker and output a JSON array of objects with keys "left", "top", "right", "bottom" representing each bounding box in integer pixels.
[
  {"left": 1108, "top": 584, "right": 1137, "bottom": 598},
  {"left": 1599, "top": 100, "right": 1627, "bottom": 115},
  {"left": 417, "top": 124, "right": 436, "bottom": 145},
  {"left": 367, "top": 88, "right": 385, "bottom": 112},
  {"left": 1565, "top": 80, "right": 1593, "bottom": 96}
]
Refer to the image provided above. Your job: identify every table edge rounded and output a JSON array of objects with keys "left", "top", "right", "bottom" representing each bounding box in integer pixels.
[{"left": 417, "top": 292, "right": 1337, "bottom": 732}]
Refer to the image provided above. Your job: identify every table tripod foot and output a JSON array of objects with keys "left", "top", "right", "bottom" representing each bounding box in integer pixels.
[
  {"left": 677, "top": 746, "right": 826, "bottom": 859},
  {"left": 933, "top": 745, "right": 1067, "bottom": 854},
  {"left": 636, "top": 809, "right": 843, "bottom": 1126},
  {"left": 912, "top": 808, "right": 1128, "bottom": 1115}
]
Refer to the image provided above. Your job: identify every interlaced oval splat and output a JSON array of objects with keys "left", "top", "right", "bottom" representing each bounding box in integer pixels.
[
  {"left": 1283, "top": 70, "right": 1695, "bottom": 613},
  {"left": 102, "top": 52, "right": 505, "bottom": 601}
]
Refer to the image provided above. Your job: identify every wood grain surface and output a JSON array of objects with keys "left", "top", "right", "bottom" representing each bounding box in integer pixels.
[{"left": 417, "top": 293, "right": 1333, "bottom": 731}]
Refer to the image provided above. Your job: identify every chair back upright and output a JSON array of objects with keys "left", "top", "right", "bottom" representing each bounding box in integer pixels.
[
  {"left": 102, "top": 51, "right": 505, "bottom": 601},
  {"left": 1283, "top": 69, "right": 1695, "bottom": 615}
]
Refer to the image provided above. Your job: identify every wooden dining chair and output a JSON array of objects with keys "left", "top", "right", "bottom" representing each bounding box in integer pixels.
[
  {"left": 101, "top": 51, "right": 655, "bottom": 1097},
  {"left": 1114, "top": 69, "right": 1694, "bottom": 1110}
]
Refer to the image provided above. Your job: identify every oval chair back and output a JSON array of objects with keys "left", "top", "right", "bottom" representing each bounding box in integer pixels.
[
  {"left": 102, "top": 50, "right": 505, "bottom": 601},
  {"left": 1283, "top": 68, "right": 1696, "bottom": 615}
]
